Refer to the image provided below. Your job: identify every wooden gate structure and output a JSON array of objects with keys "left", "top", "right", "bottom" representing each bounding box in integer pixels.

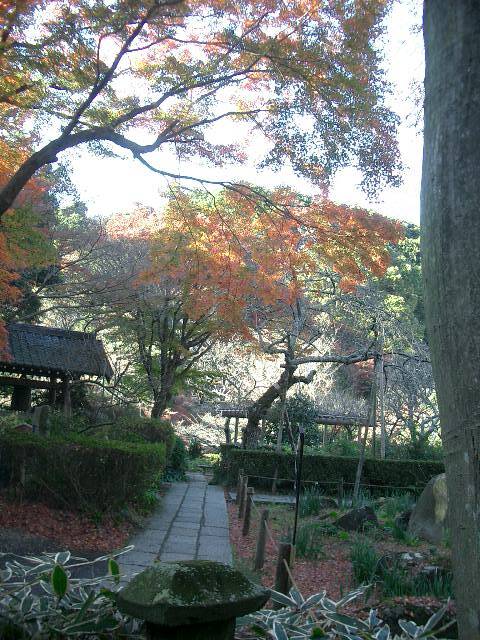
[
  {"left": 220, "top": 407, "right": 369, "bottom": 446},
  {"left": 0, "top": 324, "right": 113, "bottom": 415}
]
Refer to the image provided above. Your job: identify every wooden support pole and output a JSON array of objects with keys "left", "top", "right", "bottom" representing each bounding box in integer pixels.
[
  {"left": 62, "top": 377, "right": 71, "bottom": 417},
  {"left": 274, "top": 543, "right": 293, "bottom": 606},
  {"left": 242, "top": 487, "right": 254, "bottom": 536},
  {"left": 224, "top": 417, "right": 231, "bottom": 444},
  {"left": 271, "top": 468, "right": 278, "bottom": 494},
  {"left": 254, "top": 509, "right": 269, "bottom": 571},
  {"left": 235, "top": 469, "right": 244, "bottom": 506},
  {"left": 48, "top": 376, "right": 57, "bottom": 405},
  {"left": 234, "top": 416, "right": 239, "bottom": 445}
]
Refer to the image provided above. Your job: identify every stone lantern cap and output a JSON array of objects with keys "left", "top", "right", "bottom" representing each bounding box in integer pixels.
[{"left": 116, "top": 560, "right": 270, "bottom": 627}]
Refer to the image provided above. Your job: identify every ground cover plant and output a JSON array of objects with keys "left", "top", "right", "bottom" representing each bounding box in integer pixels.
[{"left": 228, "top": 485, "right": 455, "bottom": 635}]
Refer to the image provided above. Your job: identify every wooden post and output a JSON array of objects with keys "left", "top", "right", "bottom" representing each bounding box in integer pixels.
[
  {"left": 337, "top": 477, "right": 344, "bottom": 504},
  {"left": 238, "top": 476, "right": 248, "bottom": 519},
  {"left": 235, "top": 469, "right": 244, "bottom": 505},
  {"left": 271, "top": 468, "right": 278, "bottom": 494},
  {"left": 274, "top": 543, "right": 293, "bottom": 606},
  {"left": 234, "top": 416, "right": 239, "bottom": 445},
  {"left": 62, "top": 377, "right": 71, "bottom": 417},
  {"left": 11, "top": 385, "right": 31, "bottom": 411},
  {"left": 224, "top": 417, "right": 231, "bottom": 444},
  {"left": 254, "top": 509, "right": 269, "bottom": 570},
  {"left": 48, "top": 376, "right": 57, "bottom": 406},
  {"left": 242, "top": 487, "right": 254, "bottom": 536}
]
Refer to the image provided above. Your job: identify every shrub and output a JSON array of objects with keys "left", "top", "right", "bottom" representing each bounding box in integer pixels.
[
  {"left": 0, "top": 548, "right": 141, "bottom": 638},
  {"left": 0, "top": 411, "right": 28, "bottom": 431},
  {"left": 164, "top": 436, "right": 188, "bottom": 481},
  {"left": 48, "top": 410, "right": 89, "bottom": 435},
  {"left": 266, "top": 392, "right": 323, "bottom": 447},
  {"left": 188, "top": 436, "right": 203, "bottom": 459},
  {"left": 0, "top": 430, "right": 166, "bottom": 512},
  {"left": 103, "top": 415, "right": 175, "bottom": 458},
  {"left": 219, "top": 446, "right": 444, "bottom": 493},
  {"left": 243, "top": 585, "right": 453, "bottom": 639}
]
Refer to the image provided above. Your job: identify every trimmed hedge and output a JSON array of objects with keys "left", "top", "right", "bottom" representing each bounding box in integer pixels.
[
  {"left": 100, "top": 416, "right": 176, "bottom": 459},
  {"left": 0, "top": 430, "right": 166, "bottom": 512},
  {"left": 218, "top": 446, "right": 444, "bottom": 493}
]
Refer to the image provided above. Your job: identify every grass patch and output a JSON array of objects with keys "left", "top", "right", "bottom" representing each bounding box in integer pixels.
[
  {"left": 350, "top": 537, "right": 380, "bottom": 585},
  {"left": 295, "top": 522, "right": 325, "bottom": 560},
  {"left": 299, "top": 486, "right": 325, "bottom": 517}
]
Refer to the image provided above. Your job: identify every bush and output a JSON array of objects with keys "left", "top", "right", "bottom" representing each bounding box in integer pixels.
[
  {"left": 188, "top": 436, "right": 203, "bottom": 458},
  {"left": 266, "top": 392, "right": 323, "bottom": 447},
  {"left": 103, "top": 415, "right": 175, "bottom": 458},
  {"left": 164, "top": 436, "right": 188, "bottom": 481},
  {"left": 219, "top": 446, "right": 444, "bottom": 493},
  {"left": 47, "top": 410, "right": 89, "bottom": 435},
  {"left": 0, "top": 430, "right": 166, "bottom": 512},
  {"left": 0, "top": 548, "right": 141, "bottom": 639}
]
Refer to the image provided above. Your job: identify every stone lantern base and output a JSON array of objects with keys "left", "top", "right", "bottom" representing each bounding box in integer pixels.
[{"left": 146, "top": 618, "right": 235, "bottom": 640}]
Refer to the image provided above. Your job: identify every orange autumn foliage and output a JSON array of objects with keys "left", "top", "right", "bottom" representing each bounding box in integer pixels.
[
  {"left": 0, "top": 157, "right": 51, "bottom": 354},
  {"left": 118, "top": 189, "right": 403, "bottom": 341}
]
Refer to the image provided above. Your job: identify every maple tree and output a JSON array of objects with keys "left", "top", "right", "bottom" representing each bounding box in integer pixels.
[
  {"left": 145, "top": 187, "right": 402, "bottom": 437},
  {"left": 0, "top": 157, "right": 54, "bottom": 354},
  {"left": 47, "top": 189, "right": 400, "bottom": 422},
  {"left": 0, "top": 0, "right": 400, "bottom": 221}
]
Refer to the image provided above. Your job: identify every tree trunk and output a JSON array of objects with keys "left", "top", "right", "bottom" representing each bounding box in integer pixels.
[
  {"left": 151, "top": 389, "right": 171, "bottom": 418},
  {"left": 245, "top": 369, "right": 291, "bottom": 447},
  {"left": 422, "top": 3, "right": 480, "bottom": 637},
  {"left": 378, "top": 323, "right": 386, "bottom": 459}
]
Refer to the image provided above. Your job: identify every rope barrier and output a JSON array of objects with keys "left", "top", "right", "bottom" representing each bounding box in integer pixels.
[{"left": 241, "top": 474, "right": 421, "bottom": 491}]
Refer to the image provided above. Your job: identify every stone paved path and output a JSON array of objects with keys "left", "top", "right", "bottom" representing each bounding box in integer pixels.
[{"left": 119, "top": 472, "right": 231, "bottom": 580}]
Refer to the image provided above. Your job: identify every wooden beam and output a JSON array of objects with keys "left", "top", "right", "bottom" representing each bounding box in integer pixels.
[
  {"left": 0, "top": 375, "right": 58, "bottom": 390},
  {"left": 314, "top": 414, "right": 369, "bottom": 427}
]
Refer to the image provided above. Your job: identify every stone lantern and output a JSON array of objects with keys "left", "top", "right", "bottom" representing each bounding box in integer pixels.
[{"left": 117, "top": 560, "right": 270, "bottom": 640}]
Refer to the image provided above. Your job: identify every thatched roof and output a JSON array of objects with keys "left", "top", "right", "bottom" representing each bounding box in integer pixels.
[{"left": 0, "top": 324, "right": 113, "bottom": 380}]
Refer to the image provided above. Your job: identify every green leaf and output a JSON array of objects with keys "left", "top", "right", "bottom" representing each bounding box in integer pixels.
[
  {"left": 55, "top": 551, "right": 71, "bottom": 565},
  {"left": 107, "top": 557, "right": 120, "bottom": 583},
  {"left": 51, "top": 564, "right": 68, "bottom": 599}
]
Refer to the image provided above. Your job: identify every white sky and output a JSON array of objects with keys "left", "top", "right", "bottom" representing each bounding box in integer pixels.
[{"left": 65, "top": 1, "right": 424, "bottom": 225}]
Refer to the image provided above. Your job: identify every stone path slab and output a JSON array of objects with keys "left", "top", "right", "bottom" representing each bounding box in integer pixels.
[
  {"left": 119, "top": 472, "right": 231, "bottom": 580},
  {"left": 229, "top": 490, "right": 295, "bottom": 505}
]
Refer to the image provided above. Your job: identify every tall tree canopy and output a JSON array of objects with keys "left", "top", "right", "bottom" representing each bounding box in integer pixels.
[{"left": 0, "top": 0, "right": 400, "bottom": 219}]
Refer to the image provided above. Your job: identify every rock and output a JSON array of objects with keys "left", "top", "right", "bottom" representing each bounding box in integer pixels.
[
  {"left": 32, "top": 405, "right": 50, "bottom": 435},
  {"left": 334, "top": 506, "right": 378, "bottom": 532},
  {"left": 117, "top": 560, "right": 270, "bottom": 640},
  {"left": 14, "top": 423, "right": 33, "bottom": 433},
  {"left": 408, "top": 474, "right": 448, "bottom": 544},
  {"left": 394, "top": 509, "right": 412, "bottom": 532},
  {"left": 318, "top": 496, "right": 338, "bottom": 509}
]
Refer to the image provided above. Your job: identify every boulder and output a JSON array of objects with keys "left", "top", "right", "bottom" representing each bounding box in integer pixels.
[
  {"left": 408, "top": 474, "right": 448, "bottom": 544},
  {"left": 334, "top": 506, "right": 378, "bottom": 532},
  {"left": 14, "top": 423, "right": 34, "bottom": 433}
]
